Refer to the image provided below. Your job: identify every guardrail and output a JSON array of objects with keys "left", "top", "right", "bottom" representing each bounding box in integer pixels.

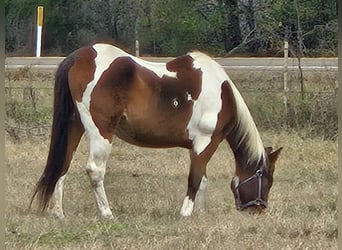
[{"left": 5, "top": 57, "right": 338, "bottom": 71}]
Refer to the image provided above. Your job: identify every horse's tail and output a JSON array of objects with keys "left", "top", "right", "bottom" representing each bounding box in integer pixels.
[{"left": 30, "top": 55, "right": 76, "bottom": 213}]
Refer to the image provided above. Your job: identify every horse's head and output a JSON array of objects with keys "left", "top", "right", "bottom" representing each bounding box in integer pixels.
[{"left": 230, "top": 147, "right": 282, "bottom": 213}]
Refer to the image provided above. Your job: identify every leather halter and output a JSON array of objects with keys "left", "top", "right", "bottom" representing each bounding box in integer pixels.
[{"left": 233, "top": 168, "right": 268, "bottom": 210}]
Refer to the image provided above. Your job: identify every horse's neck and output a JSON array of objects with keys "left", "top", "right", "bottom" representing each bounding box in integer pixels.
[{"left": 225, "top": 93, "right": 266, "bottom": 169}]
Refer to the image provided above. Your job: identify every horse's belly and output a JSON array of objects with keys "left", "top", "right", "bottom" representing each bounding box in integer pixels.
[{"left": 115, "top": 118, "right": 191, "bottom": 149}]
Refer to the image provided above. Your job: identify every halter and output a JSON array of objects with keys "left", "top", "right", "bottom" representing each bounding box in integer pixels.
[{"left": 233, "top": 168, "right": 268, "bottom": 210}]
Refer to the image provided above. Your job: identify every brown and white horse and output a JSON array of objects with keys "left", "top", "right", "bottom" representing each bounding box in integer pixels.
[{"left": 30, "top": 43, "right": 282, "bottom": 219}]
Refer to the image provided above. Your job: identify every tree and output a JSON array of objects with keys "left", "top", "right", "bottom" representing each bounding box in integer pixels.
[
  {"left": 271, "top": 0, "right": 338, "bottom": 56},
  {"left": 5, "top": 0, "right": 338, "bottom": 56}
]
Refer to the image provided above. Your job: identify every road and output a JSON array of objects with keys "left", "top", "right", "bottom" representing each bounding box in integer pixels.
[{"left": 5, "top": 56, "right": 338, "bottom": 71}]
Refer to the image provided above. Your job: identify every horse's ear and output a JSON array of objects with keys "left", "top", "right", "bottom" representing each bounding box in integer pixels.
[
  {"left": 268, "top": 147, "right": 283, "bottom": 174},
  {"left": 270, "top": 147, "right": 283, "bottom": 163},
  {"left": 166, "top": 55, "right": 194, "bottom": 72},
  {"left": 264, "top": 147, "right": 273, "bottom": 154}
]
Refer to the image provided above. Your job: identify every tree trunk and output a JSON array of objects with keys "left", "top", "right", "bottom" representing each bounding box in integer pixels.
[
  {"left": 246, "top": 0, "right": 255, "bottom": 31},
  {"left": 224, "top": 0, "right": 242, "bottom": 52}
]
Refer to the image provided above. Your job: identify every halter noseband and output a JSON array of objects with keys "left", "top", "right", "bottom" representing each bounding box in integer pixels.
[{"left": 233, "top": 168, "right": 268, "bottom": 210}]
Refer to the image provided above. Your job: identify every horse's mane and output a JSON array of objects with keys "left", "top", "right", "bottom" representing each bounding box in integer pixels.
[{"left": 226, "top": 76, "right": 266, "bottom": 167}]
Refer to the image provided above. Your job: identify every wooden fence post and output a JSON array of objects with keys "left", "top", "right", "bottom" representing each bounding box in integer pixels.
[
  {"left": 283, "top": 40, "right": 289, "bottom": 115},
  {"left": 135, "top": 40, "right": 140, "bottom": 57}
]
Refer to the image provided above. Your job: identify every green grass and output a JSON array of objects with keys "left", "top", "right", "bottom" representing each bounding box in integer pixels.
[{"left": 6, "top": 101, "right": 52, "bottom": 124}]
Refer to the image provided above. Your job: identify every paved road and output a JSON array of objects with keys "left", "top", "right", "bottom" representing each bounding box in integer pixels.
[{"left": 5, "top": 56, "right": 338, "bottom": 71}]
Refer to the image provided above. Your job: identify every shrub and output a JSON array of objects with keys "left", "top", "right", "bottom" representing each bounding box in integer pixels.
[{"left": 246, "top": 91, "right": 337, "bottom": 140}]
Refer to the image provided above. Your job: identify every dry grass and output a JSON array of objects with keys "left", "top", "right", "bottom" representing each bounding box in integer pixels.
[
  {"left": 5, "top": 67, "right": 337, "bottom": 249},
  {"left": 5, "top": 131, "right": 337, "bottom": 249}
]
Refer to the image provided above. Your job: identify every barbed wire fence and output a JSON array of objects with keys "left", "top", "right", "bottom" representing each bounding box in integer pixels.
[{"left": 5, "top": 60, "right": 338, "bottom": 141}]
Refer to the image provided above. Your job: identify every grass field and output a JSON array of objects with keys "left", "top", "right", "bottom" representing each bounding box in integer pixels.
[
  {"left": 5, "top": 67, "right": 337, "bottom": 249},
  {"left": 5, "top": 130, "right": 337, "bottom": 249}
]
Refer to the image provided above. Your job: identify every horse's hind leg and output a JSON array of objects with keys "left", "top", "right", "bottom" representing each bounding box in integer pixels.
[
  {"left": 48, "top": 115, "right": 84, "bottom": 218},
  {"left": 76, "top": 101, "right": 117, "bottom": 219},
  {"left": 86, "top": 137, "right": 113, "bottom": 219},
  {"left": 48, "top": 176, "right": 66, "bottom": 218}
]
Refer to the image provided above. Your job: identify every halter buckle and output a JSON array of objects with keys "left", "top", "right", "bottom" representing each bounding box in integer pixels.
[{"left": 256, "top": 169, "right": 262, "bottom": 177}]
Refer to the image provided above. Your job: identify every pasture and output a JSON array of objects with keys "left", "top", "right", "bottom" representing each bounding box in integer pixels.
[
  {"left": 5, "top": 132, "right": 337, "bottom": 249},
  {"left": 5, "top": 67, "right": 337, "bottom": 249}
]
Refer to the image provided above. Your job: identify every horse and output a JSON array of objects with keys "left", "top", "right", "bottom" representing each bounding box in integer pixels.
[{"left": 30, "top": 42, "right": 282, "bottom": 219}]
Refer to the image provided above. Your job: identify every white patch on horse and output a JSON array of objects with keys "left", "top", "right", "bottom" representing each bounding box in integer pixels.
[
  {"left": 92, "top": 43, "right": 176, "bottom": 79},
  {"left": 194, "top": 176, "right": 208, "bottom": 211},
  {"left": 180, "top": 196, "right": 194, "bottom": 217},
  {"left": 81, "top": 44, "right": 118, "bottom": 109},
  {"left": 186, "top": 91, "right": 193, "bottom": 101},
  {"left": 48, "top": 175, "right": 66, "bottom": 218},
  {"left": 186, "top": 52, "right": 226, "bottom": 155}
]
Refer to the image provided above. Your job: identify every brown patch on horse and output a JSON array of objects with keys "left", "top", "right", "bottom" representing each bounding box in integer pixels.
[
  {"left": 166, "top": 55, "right": 194, "bottom": 71},
  {"left": 216, "top": 81, "right": 238, "bottom": 138},
  {"left": 68, "top": 46, "right": 97, "bottom": 102},
  {"left": 166, "top": 55, "right": 202, "bottom": 100},
  {"left": 89, "top": 57, "right": 136, "bottom": 142},
  {"left": 119, "top": 63, "right": 194, "bottom": 148}
]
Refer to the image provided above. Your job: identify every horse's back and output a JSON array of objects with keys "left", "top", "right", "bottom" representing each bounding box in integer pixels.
[{"left": 65, "top": 43, "right": 191, "bottom": 147}]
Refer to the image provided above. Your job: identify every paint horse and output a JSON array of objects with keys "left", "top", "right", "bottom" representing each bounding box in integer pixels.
[{"left": 31, "top": 43, "right": 282, "bottom": 219}]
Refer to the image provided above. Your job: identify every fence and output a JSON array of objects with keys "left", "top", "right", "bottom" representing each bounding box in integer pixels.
[{"left": 5, "top": 61, "right": 338, "bottom": 141}]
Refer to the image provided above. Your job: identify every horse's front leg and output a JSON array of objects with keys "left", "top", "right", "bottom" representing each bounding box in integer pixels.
[
  {"left": 180, "top": 137, "right": 221, "bottom": 216},
  {"left": 180, "top": 156, "right": 207, "bottom": 217}
]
